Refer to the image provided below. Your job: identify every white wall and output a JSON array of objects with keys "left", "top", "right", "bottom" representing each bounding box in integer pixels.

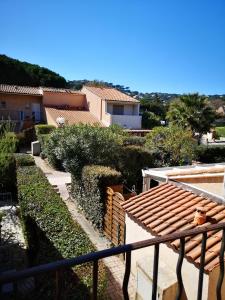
[
  {"left": 125, "top": 214, "right": 209, "bottom": 300},
  {"left": 111, "top": 114, "right": 141, "bottom": 129}
]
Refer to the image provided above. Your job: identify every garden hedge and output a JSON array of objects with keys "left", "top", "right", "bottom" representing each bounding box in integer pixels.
[
  {"left": 196, "top": 145, "right": 225, "bottom": 163},
  {"left": 71, "top": 165, "right": 122, "bottom": 230},
  {"left": 0, "top": 154, "right": 17, "bottom": 199},
  {"left": 35, "top": 124, "right": 55, "bottom": 135},
  {"left": 14, "top": 153, "right": 35, "bottom": 167},
  {"left": 17, "top": 163, "right": 106, "bottom": 298}
]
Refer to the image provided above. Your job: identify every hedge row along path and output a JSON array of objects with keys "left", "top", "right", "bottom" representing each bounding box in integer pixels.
[{"left": 33, "top": 156, "right": 136, "bottom": 300}]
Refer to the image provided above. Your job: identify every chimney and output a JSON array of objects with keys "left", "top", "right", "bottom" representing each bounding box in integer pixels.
[{"left": 193, "top": 207, "right": 207, "bottom": 225}]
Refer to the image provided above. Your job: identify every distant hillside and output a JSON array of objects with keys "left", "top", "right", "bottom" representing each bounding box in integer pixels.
[
  {"left": 1, "top": 55, "right": 224, "bottom": 102},
  {"left": 0, "top": 54, "right": 67, "bottom": 88}
]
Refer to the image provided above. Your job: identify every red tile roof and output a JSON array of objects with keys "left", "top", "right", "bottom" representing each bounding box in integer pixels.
[
  {"left": 44, "top": 106, "right": 103, "bottom": 126},
  {"left": 84, "top": 86, "right": 139, "bottom": 103},
  {"left": 122, "top": 182, "right": 225, "bottom": 273},
  {"left": 42, "top": 87, "right": 83, "bottom": 94},
  {"left": 0, "top": 84, "right": 42, "bottom": 96}
]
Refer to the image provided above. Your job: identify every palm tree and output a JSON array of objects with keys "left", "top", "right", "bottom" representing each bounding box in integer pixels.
[{"left": 167, "top": 93, "right": 216, "bottom": 143}]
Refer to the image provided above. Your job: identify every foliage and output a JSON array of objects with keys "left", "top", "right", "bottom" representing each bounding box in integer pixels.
[
  {"left": 71, "top": 165, "right": 122, "bottom": 230},
  {"left": 145, "top": 125, "right": 196, "bottom": 166},
  {"left": 123, "top": 136, "right": 146, "bottom": 146},
  {"left": 0, "top": 132, "right": 19, "bottom": 154},
  {"left": 35, "top": 124, "right": 55, "bottom": 135},
  {"left": 196, "top": 145, "right": 225, "bottom": 163},
  {"left": 0, "top": 120, "right": 15, "bottom": 136},
  {"left": 0, "top": 154, "right": 17, "bottom": 198},
  {"left": 142, "top": 111, "right": 161, "bottom": 129},
  {"left": 140, "top": 93, "right": 168, "bottom": 117},
  {"left": 14, "top": 153, "right": 35, "bottom": 167},
  {"left": 117, "top": 146, "right": 154, "bottom": 192},
  {"left": 167, "top": 93, "right": 216, "bottom": 141},
  {"left": 215, "top": 127, "right": 225, "bottom": 138},
  {"left": 45, "top": 124, "right": 123, "bottom": 174},
  {"left": 18, "top": 164, "right": 106, "bottom": 298},
  {"left": 0, "top": 54, "right": 67, "bottom": 87}
]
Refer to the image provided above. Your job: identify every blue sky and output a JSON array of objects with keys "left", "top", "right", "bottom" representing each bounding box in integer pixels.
[{"left": 1, "top": 0, "right": 225, "bottom": 94}]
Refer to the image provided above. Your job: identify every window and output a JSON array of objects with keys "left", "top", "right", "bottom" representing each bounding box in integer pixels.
[
  {"left": 0, "top": 101, "right": 6, "bottom": 108},
  {"left": 113, "top": 105, "right": 124, "bottom": 115}
]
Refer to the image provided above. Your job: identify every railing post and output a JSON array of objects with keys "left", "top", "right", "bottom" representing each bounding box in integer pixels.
[
  {"left": 216, "top": 228, "right": 225, "bottom": 300},
  {"left": 55, "top": 270, "right": 62, "bottom": 300},
  {"left": 92, "top": 260, "right": 98, "bottom": 300},
  {"left": 197, "top": 232, "right": 207, "bottom": 300},
  {"left": 175, "top": 238, "right": 185, "bottom": 300},
  {"left": 152, "top": 244, "right": 159, "bottom": 300},
  {"left": 123, "top": 251, "right": 131, "bottom": 300}
]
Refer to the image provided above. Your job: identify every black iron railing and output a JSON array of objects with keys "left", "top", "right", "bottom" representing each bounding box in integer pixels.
[{"left": 0, "top": 222, "right": 225, "bottom": 300}]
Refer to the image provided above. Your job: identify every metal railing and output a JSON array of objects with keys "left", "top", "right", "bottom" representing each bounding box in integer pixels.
[{"left": 0, "top": 222, "right": 225, "bottom": 300}]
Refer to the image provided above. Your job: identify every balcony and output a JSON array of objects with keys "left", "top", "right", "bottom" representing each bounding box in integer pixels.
[
  {"left": 104, "top": 113, "right": 142, "bottom": 129},
  {"left": 0, "top": 222, "right": 225, "bottom": 300}
]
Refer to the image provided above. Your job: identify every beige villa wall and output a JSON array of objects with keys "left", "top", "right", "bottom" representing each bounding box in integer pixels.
[
  {"left": 42, "top": 92, "right": 86, "bottom": 108},
  {"left": 43, "top": 108, "right": 57, "bottom": 126},
  {"left": 125, "top": 215, "right": 209, "bottom": 300},
  {"left": 81, "top": 87, "right": 102, "bottom": 120},
  {"left": 0, "top": 93, "right": 42, "bottom": 119}
]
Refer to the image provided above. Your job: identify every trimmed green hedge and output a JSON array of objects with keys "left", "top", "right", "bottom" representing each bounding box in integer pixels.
[
  {"left": 14, "top": 153, "right": 35, "bottom": 167},
  {"left": 71, "top": 165, "right": 122, "bottom": 230},
  {"left": 216, "top": 127, "right": 225, "bottom": 138},
  {"left": 0, "top": 154, "right": 17, "bottom": 199},
  {"left": 18, "top": 164, "right": 106, "bottom": 298},
  {"left": 196, "top": 145, "right": 225, "bottom": 163},
  {"left": 35, "top": 124, "right": 55, "bottom": 135}
]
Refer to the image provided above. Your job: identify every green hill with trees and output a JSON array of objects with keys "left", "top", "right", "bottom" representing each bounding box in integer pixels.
[{"left": 0, "top": 54, "right": 67, "bottom": 88}]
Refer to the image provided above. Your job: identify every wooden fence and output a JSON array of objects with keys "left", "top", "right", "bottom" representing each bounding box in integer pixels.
[{"left": 103, "top": 185, "right": 135, "bottom": 246}]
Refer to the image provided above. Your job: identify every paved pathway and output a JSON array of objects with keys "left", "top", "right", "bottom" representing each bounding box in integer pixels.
[{"left": 33, "top": 156, "right": 136, "bottom": 299}]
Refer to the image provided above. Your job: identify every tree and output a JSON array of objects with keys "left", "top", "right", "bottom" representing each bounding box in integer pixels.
[
  {"left": 142, "top": 111, "right": 161, "bottom": 129},
  {"left": 167, "top": 93, "right": 216, "bottom": 143},
  {"left": 145, "top": 125, "right": 196, "bottom": 166}
]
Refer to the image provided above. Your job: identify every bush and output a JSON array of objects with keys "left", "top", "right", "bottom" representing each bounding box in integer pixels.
[
  {"left": 196, "top": 145, "right": 225, "bottom": 163},
  {"left": 14, "top": 153, "right": 35, "bottom": 167},
  {"left": 142, "top": 111, "right": 161, "bottom": 129},
  {"left": 18, "top": 165, "right": 106, "bottom": 298},
  {"left": 0, "top": 154, "right": 17, "bottom": 199},
  {"left": 46, "top": 124, "right": 123, "bottom": 174},
  {"left": 123, "top": 136, "right": 146, "bottom": 146},
  {"left": 0, "top": 132, "right": 19, "bottom": 153},
  {"left": 117, "top": 146, "right": 154, "bottom": 191},
  {"left": 145, "top": 125, "right": 197, "bottom": 166},
  {"left": 71, "top": 165, "right": 122, "bottom": 230},
  {"left": 35, "top": 124, "right": 55, "bottom": 135},
  {"left": 215, "top": 127, "right": 225, "bottom": 138}
]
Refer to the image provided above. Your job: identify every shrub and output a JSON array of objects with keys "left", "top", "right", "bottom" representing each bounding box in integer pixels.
[
  {"left": 0, "top": 132, "right": 19, "bottom": 153},
  {"left": 35, "top": 124, "right": 55, "bottom": 135},
  {"left": 123, "top": 136, "right": 146, "bottom": 146},
  {"left": 145, "top": 125, "right": 197, "bottom": 166},
  {"left": 117, "top": 146, "right": 154, "bottom": 191},
  {"left": 142, "top": 111, "right": 161, "bottom": 129},
  {"left": 46, "top": 124, "right": 123, "bottom": 174},
  {"left": 196, "top": 145, "right": 225, "bottom": 163},
  {"left": 0, "top": 154, "right": 17, "bottom": 199},
  {"left": 18, "top": 165, "right": 106, "bottom": 298},
  {"left": 71, "top": 165, "right": 122, "bottom": 230},
  {"left": 14, "top": 153, "right": 35, "bottom": 167},
  {"left": 215, "top": 127, "right": 225, "bottom": 138}
]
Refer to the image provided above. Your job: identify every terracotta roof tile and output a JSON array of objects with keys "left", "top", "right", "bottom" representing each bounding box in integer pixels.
[
  {"left": 42, "top": 87, "right": 82, "bottom": 94},
  {"left": 122, "top": 183, "right": 225, "bottom": 273},
  {"left": 44, "top": 106, "right": 103, "bottom": 126},
  {"left": 84, "top": 86, "right": 139, "bottom": 103},
  {"left": 0, "top": 84, "right": 42, "bottom": 96}
]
